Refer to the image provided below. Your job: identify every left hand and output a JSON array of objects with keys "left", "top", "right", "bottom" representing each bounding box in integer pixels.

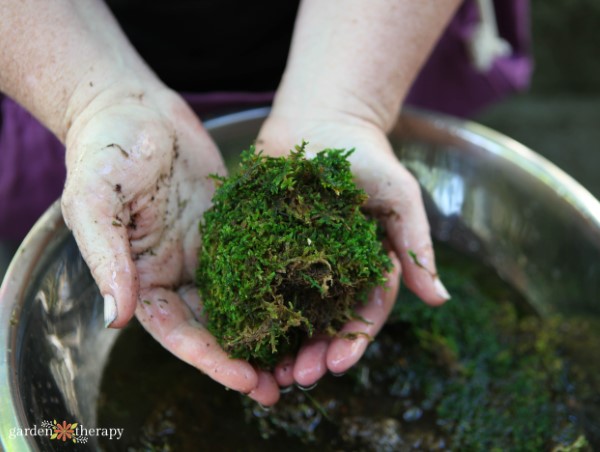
[
  {"left": 256, "top": 112, "right": 450, "bottom": 388},
  {"left": 61, "top": 87, "right": 280, "bottom": 406}
]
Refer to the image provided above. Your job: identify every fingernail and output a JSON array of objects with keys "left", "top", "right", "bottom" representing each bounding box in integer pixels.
[
  {"left": 434, "top": 277, "right": 451, "bottom": 300},
  {"left": 332, "top": 371, "right": 346, "bottom": 377},
  {"left": 104, "top": 294, "right": 118, "bottom": 328},
  {"left": 257, "top": 403, "right": 272, "bottom": 412},
  {"left": 296, "top": 382, "right": 318, "bottom": 391}
]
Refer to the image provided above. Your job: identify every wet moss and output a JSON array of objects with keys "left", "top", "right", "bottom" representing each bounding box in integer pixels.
[
  {"left": 196, "top": 144, "right": 391, "bottom": 368},
  {"left": 377, "top": 260, "right": 591, "bottom": 450}
]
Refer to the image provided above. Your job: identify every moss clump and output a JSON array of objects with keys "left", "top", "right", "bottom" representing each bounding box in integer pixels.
[{"left": 196, "top": 143, "right": 391, "bottom": 368}]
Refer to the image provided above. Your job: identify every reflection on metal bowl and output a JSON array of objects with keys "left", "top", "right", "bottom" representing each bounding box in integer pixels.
[{"left": 1, "top": 108, "right": 600, "bottom": 451}]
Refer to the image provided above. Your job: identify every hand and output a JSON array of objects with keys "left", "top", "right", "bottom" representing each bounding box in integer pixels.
[
  {"left": 256, "top": 112, "right": 450, "bottom": 389},
  {"left": 61, "top": 87, "right": 280, "bottom": 405}
]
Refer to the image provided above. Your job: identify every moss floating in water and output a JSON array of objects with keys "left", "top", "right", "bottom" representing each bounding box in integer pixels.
[
  {"left": 197, "top": 144, "right": 391, "bottom": 368},
  {"left": 383, "top": 265, "right": 589, "bottom": 451}
]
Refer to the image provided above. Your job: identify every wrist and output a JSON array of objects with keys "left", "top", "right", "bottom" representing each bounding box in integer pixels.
[
  {"left": 63, "top": 68, "right": 166, "bottom": 141},
  {"left": 63, "top": 72, "right": 170, "bottom": 148},
  {"left": 270, "top": 80, "right": 396, "bottom": 134},
  {"left": 0, "top": 0, "right": 167, "bottom": 143}
]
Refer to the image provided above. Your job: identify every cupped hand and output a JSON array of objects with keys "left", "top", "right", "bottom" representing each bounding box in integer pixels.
[
  {"left": 256, "top": 113, "right": 450, "bottom": 389},
  {"left": 61, "top": 87, "right": 279, "bottom": 405}
]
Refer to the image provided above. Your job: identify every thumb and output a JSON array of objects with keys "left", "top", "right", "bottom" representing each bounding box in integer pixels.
[
  {"left": 255, "top": 116, "right": 299, "bottom": 158},
  {"left": 62, "top": 186, "right": 139, "bottom": 329}
]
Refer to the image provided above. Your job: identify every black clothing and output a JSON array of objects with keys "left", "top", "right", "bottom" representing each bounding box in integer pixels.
[{"left": 106, "top": 0, "right": 301, "bottom": 92}]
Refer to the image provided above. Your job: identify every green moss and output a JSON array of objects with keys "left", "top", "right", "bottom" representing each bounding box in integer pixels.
[
  {"left": 388, "top": 260, "right": 590, "bottom": 451},
  {"left": 196, "top": 143, "right": 391, "bottom": 368}
]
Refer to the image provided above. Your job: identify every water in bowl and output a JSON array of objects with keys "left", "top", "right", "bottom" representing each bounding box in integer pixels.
[{"left": 97, "top": 243, "right": 599, "bottom": 451}]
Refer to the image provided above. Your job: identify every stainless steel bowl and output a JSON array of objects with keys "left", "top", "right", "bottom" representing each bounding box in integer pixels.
[{"left": 2, "top": 108, "right": 600, "bottom": 451}]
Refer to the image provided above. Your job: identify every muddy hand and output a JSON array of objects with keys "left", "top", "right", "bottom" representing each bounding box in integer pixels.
[{"left": 61, "top": 88, "right": 280, "bottom": 405}]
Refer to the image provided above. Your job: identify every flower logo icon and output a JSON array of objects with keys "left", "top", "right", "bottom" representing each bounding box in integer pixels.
[{"left": 50, "top": 420, "right": 78, "bottom": 442}]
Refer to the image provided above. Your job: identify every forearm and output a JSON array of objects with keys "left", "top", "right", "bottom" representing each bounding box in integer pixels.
[
  {"left": 274, "top": 0, "right": 461, "bottom": 131},
  {"left": 0, "top": 0, "right": 162, "bottom": 142}
]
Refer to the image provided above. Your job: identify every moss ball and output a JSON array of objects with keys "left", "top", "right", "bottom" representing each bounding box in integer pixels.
[{"left": 196, "top": 144, "right": 391, "bottom": 368}]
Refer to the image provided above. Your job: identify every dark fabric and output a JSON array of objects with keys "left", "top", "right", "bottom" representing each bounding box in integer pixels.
[
  {"left": 0, "top": 98, "right": 65, "bottom": 241},
  {"left": 105, "top": 0, "right": 300, "bottom": 92}
]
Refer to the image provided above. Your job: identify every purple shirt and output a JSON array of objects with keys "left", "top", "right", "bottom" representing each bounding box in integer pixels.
[{"left": 0, "top": 0, "right": 531, "bottom": 242}]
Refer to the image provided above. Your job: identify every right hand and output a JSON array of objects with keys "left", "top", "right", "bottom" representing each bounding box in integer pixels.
[
  {"left": 61, "top": 86, "right": 280, "bottom": 406},
  {"left": 256, "top": 110, "right": 449, "bottom": 390}
]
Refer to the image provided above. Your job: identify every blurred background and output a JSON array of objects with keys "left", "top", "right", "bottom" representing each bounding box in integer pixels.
[
  {"left": 1, "top": 1, "right": 599, "bottom": 280},
  {"left": 476, "top": 0, "right": 600, "bottom": 198}
]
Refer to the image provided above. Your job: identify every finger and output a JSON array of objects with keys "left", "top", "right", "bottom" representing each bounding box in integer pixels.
[
  {"left": 378, "top": 163, "right": 450, "bottom": 306},
  {"left": 274, "top": 355, "right": 296, "bottom": 388},
  {"left": 292, "top": 335, "right": 330, "bottom": 388},
  {"left": 248, "top": 370, "right": 281, "bottom": 406},
  {"left": 327, "top": 251, "right": 401, "bottom": 374},
  {"left": 61, "top": 191, "right": 138, "bottom": 329},
  {"left": 136, "top": 287, "right": 259, "bottom": 394},
  {"left": 179, "top": 287, "right": 281, "bottom": 405}
]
